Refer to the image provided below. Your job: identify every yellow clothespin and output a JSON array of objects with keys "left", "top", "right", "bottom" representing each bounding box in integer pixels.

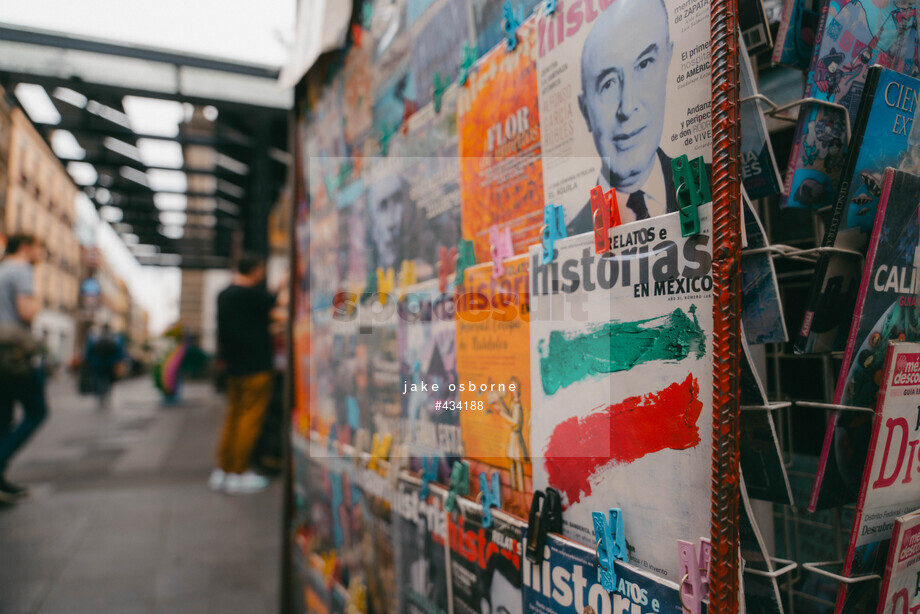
[{"left": 368, "top": 433, "right": 392, "bottom": 472}]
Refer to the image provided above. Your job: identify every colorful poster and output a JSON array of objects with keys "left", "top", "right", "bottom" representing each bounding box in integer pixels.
[
  {"left": 458, "top": 17, "right": 544, "bottom": 261},
  {"left": 534, "top": 0, "right": 713, "bottom": 234},
  {"left": 529, "top": 205, "right": 714, "bottom": 580},
  {"left": 394, "top": 477, "right": 451, "bottom": 614},
  {"left": 447, "top": 496, "right": 526, "bottom": 614},
  {"left": 456, "top": 257, "right": 533, "bottom": 517},
  {"left": 877, "top": 508, "right": 920, "bottom": 614}
]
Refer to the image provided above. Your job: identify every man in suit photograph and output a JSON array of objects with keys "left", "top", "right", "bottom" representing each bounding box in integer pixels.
[{"left": 567, "top": 0, "right": 705, "bottom": 236}]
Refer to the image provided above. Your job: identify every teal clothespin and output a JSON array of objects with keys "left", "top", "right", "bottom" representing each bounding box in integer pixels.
[
  {"left": 444, "top": 460, "right": 470, "bottom": 512},
  {"left": 502, "top": 2, "right": 522, "bottom": 52},
  {"left": 346, "top": 397, "right": 360, "bottom": 431},
  {"left": 479, "top": 472, "right": 501, "bottom": 528},
  {"left": 361, "top": 1, "right": 373, "bottom": 29},
  {"left": 454, "top": 239, "right": 476, "bottom": 287},
  {"left": 432, "top": 72, "right": 446, "bottom": 113},
  {"left": 670, "top": 155, "right": 710, "bottom": 238},
  {"left": 545, "top": 0, "right": 558, "bottom": 15},
  {"left": 592, "top": 508, "right": 627, "bottom": 592},
  {"left": 541, "top": 204, "right": 566, "bottom": 265},
  {"left": 458, "top": 42, "right": 477, "bottom": 86},
  {"left": 420, "top": 456, "right": 438, "bottom": 500},
  {"left": 379, "top": 121, "right": 397, "bottom": 156}
]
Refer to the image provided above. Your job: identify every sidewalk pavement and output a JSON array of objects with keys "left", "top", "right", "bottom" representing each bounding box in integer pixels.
[{"left": 0, "top": 374, "right": 282, "bottom": 614}]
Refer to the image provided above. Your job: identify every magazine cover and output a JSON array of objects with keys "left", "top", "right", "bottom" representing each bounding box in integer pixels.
[
  {"left": 529, "top": 205, "right": 714, "bottom": 580},
  {"left": 811, "top": 169, "right": 920, "bottom": 511},
  {"left": 458, "top": 16, "right": 544, "bottom": 261},
  {"left": 772, "top": 0, "right": 822, "bottom": 68},
  {"left": 398, "top": 279, "right": 463, "bottom": 477},
  {"left": 877, "top": 508, "right": 920, "bottom": 614},
  {"left": 408, "top": 0, "right": 472, "bottom": 108},
  {"left": 447, "top": 495, "right": 526, "bottom": 614},
  {"left": 741, "top": 37, "right": 785, "bottom": 200},
  {"left": 533, "top": 0, "right": 712, "bottom": 234},
  {"left": 523, "top": 531, "right": 696, "bottom": 613},
  {"left": 742, "top": 190, "right": 788, "bottom": 345},
  {"left": 740, "top": 475, "right": 786, "bottom": 614},
  {"left": 394, "top": 476, "right": 451, "bottom": 614},
  {"left": 360, "top": 299, "right": 403, "bottom": 443},
  {"left": 834, "top": 342, "right": 920, "bottom": 612},
  {"left": 741, "top": 0, "right": 776, "bottom": 53},
  {"left": 782, "top": 0, "right": 920, "bottom": 209},
  {"left": 371, "top": 0, "right": 415, "bottom": 145},
  {"left": 456, "top": 257, "right": 533, "bottom": 517},
  {"left": 355, "top": 464, "right": 399, "bottom": 614},
  {"left": 794, "top": 66, "right": 920, "bottom": 354},
  {"left": 470, "top": 0, "right": 542, "bottom": 59}
]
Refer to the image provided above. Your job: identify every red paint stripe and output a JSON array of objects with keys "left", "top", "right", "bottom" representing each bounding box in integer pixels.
[{"left": 543, "top": 374, "right": 703, "bottom": 508}]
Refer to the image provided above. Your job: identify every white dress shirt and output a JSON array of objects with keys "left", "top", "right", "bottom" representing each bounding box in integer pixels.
[{"left": 597, "top": 155, "right": 669, "bottom": 223}]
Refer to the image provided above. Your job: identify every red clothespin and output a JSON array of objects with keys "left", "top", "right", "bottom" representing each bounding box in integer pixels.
[
  {"left": 438, "top": 246, "right": 456, "bottom": 294},
  {"left": 678, "top": 538, "right": 711, "bottom": 614},
  {"left": 351, "top": 23, "right": 364, "bottom": 48},
  {"left": 489, "top": 225, "right": 514, "bottom": 279},
  {"left": 401, "top": 99, "right": 419, "bottom": 135},
  {"left": 590, "top": 186, "right": 621, "bottom": 254}
]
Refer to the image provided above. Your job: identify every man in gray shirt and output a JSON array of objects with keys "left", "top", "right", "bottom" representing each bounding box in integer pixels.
[{"left": 0, "top": 234, "right": 45, "bottom": 503}]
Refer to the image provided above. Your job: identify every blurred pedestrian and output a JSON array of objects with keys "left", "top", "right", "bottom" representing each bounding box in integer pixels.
[
  {"left": 85, "top": 323, "right": 125, "bottom": 410},
  {"left": 0, "top": 234, "right": 46, "bottom": 503},
  {"left": 210, "top": 252, "right": 280, "bottom": 495}
]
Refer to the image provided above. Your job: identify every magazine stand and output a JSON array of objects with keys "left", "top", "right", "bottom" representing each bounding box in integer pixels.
[{"left": 741, "top": 94, "right": 853, "bottom": 143}]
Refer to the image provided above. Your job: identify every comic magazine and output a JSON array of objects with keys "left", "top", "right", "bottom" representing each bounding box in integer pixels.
[
  {"left": 523, "top": 531, "right": 697, "bottom": 613},
  {"left": 455, "top": 257, "right": 533, "bottom": 517},
  {"left": 741, "top": 36, "right": 785, "bottom": 200},
  {"left": 795, "top": 66, "right": 920, "bottom": 354},
  {"left": 394, "top": 476, "right": 451, "bottom": 614},
  {"left": 772, "top": 0, "right": 822, "bottom": 68},
  {"left": 740, "top": 475, "right": 786, "bottom": 614},
  {"left": 528, "top": 205, "right": 714, "bottom": 580},
  {"left": 533, "top": 0, "right": 712, "bottom": 234},
  {"left": 458, "top": 15, "right": 544, "bottom": 261},
  {"left": 470, "top": 0, "right": 542, "bottom": 59},
  {"left": 408, "top": 0, "right": 472, "bottom": 108},
  {"left": 834, "top": 342, "right": 920, "bottom": 613},
  {"left": 877, "top": 508, "right": 920, "bottom": 614},
  {"left": 447, "top": 495, "right": 526, "bottom": 614},
  {"left": 811, "top": 169, "right": 920, "bottom": 511},
  {"left": 398, "top": 279, "right": 463, "bottom": 479},
  {"left": 742, "top": 190, "right": 788, "bottom": 345},
  {"left": 781, "top": 0, "right": 920, "bottom": 210}
]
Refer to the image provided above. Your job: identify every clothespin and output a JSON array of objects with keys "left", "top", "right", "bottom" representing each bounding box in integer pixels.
[
  {"left": 526, "top": 488, "right": 562, "bottom": 564},
  {"left": 479, "top": 472, "right": 501, "bottom": 528},
  {"left": 502, "top": 1, "right": 523, "bottom": 52},
  {"left": 671, "top": 155, "right": 710, "bottom": 238},
  {"left": 592, "top": 508, "right": 628, "bottom": 592},
  {"left": 455, "top": 239, "right": 476, "bottom": 286},
  {"left": 347, "top": 578, "right": 367, "bottom": 614},
  {"left": 438, "top": 246, "right": 457, "bottom": 294},
  {"left": 346, "top": 396, "right": 360, "bottom": 431},
  {"left": 368, "top": 433, "right": 392, "bottom": 472},
  {"left": 590, "top": 185, "right": 621, "bottom": 254},
  {"left": 432, "top": 72, "right": 446, "bottom": 113},
  {"left": 541, "top": 204, "right": 566, "bottom": 265},
  {"left": 377, "top": 267, "right": 395, "bottom": 305},
  {"left": 420, "top": 456, "right": 438, "bottom": 500},
  {"left": 330, "top": 473, "right": 345, "bottom": 546},
  {"left": 327, "top": 424, "right": 339, "bottom": 455},
  {"left": 444, "top": 460, "right": 470, "bottom": 512},
  {"left": 379, "top": 122, "right": 396, "bottom": 156},
  {"left": 401, "top": 99, "right": 419, "bottom": 135},
  {"left": 677, "top": 538, "right": 712, "bottom": 614},
  {"left": 458, "top": 42, "right": 477, "bottom": 87},
  {"left": 350, "top": 23, "right": 364, "bottom": 48},
  {"left": 545, "top": 0, "right": 558, "bottom": 15},
  {"left": 361, "top": 2, "right": 373, "bottom": 29},
  {"left": 489, "top": 226, "right": 514, "bottom": 279},
  {"left": 398, "top": 260, "right": 417, "bottom": 296}
]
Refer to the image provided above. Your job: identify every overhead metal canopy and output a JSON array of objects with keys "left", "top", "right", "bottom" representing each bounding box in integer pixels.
[{"left": 0, "top": 25, "right": 292, "bottom": 269}]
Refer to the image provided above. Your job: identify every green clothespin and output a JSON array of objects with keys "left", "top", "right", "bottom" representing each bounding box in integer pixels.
[
  {"left": 379, "top": 121, "right": 396, "bottom": 156},
  {"left": 361, "top": 1, "right": 373, "bottom": 29},
  {"left": 432, "top": 72, "right": 446, "bottom": 113},
  {"left": 454, "top": 239, "right": 476, "bottom": 286},
  {"left": 458, "top": 42, "right": 477, "bottom": 87},
  {"left": 670, "top": 155, "right": 710, "bottom": 238},
  {"left": 445, "top": 460, "right": 470, "bottom": 512}
]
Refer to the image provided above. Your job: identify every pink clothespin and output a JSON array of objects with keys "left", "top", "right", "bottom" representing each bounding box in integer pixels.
[
  {"left": 678, "top": 538, "right": 711, "bottom": 614},
  {"left": 489, "top": 226, "right": 513, "bottom": 279}
]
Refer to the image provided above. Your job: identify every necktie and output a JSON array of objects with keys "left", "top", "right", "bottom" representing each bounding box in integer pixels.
[{"left": 626, "top": 190, "right": 650, "bottom": 220}]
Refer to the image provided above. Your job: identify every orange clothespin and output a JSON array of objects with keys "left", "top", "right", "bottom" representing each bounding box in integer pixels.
[{"left": 590, "top": 186, "right": 621, "bottom": 253}]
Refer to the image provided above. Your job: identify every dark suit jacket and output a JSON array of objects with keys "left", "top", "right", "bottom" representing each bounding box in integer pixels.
[{"left": 565, "top": 149, "right": 712, "bottom": 236}]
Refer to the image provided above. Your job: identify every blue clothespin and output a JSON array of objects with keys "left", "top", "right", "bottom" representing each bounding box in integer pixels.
[
  {"left": 432, "top": 72, "right": 446, "bottom": 113},
  {"left": 420, "top": 456, "right": 438, "bottom": 500},
  {"left": 592, "top": 508, "right": 627, "bottom": 592},
  {"left": 458, "top": 42, "right": 477, "bottom": 87},
  {"left": 545, "top": 0, "right": 558, "bottom": 15},
  {"left": 455, "top": 239, "right": 476, "bottom": 286},
  {"left": 479, "top": 472, "right": 501, "bottom": 528},
  {"left": 330, "top": 472, "right": 345, "bottom": 547},
  {"left": 346, "top": 396, "right": 360, "bottom": 431},
  {"left": 541, "top": 204, "right": 566, "bottom": 265},
  {"left": 502, "top": 2, "right": 523, "bottom": 52},
  {"left": 445, "top": 460, "right": 470, "bottom": 512},
  {"left": 670, "top": 155, "right": 710, "bottom": 238}
]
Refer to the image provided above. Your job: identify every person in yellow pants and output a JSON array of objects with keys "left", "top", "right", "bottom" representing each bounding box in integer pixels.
[{"left": 210, "top": 253, "right": 284, "bottom": 495}]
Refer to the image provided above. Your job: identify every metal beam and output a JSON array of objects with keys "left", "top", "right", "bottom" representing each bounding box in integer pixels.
[
  {"left": 62, "top": 156, "right": 248, "bottom": 177},
  {"left": 87, "top": 183, "right": 244, "bottom": 202},
  {"left": 35, "top": 122, "right": 254, "bottom": 149}
]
